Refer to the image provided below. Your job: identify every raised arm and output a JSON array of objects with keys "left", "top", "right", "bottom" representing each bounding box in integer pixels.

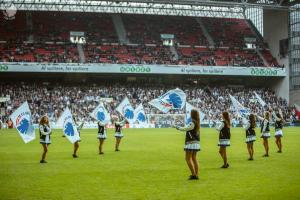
[
  {"left": 176, "top": 122, "right": 195, "bottom": 132},
  {"left": 215, "top": 121, "right": 224, "bottom": 131},
  {"left": 272, "top": 111, "right": 281, "bottom": 122},
  {"left": 242, "top": 118, "right": 250, "bottom": 130},
  {"left": 256, "top": 114, "right": 264, "bottom": 121},
  {"left": 116, "top": 119, "right": 126, "bottom": 127},
  {"left": 77, "top": 122, "right": 84, "bottom": 130}
]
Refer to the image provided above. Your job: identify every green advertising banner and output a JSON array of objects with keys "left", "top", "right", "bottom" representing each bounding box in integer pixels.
[{"left": 0, "top": 62, "right": 287, "bottom": 77}]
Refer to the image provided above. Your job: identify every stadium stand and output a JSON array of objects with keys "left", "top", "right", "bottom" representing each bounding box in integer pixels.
[{"left": 0, "top": 11, "right": 281, "bottom": 67}]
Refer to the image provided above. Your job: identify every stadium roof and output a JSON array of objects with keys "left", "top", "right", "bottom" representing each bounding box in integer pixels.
[{"left": 0, "top": 0, "right": 297, "bottom": 18}]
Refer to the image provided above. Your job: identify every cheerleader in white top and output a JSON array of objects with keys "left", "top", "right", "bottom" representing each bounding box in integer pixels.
[
  {"left": 242, "top": 114, "right": 256, "bottom": 160},
  {"left": 39, "top": 116, "right": 52, "bottom": 163},
  {"left": 256, "top": 111, "right": 271, "bottom": 157},
  {"left": 97, "top": 121, "right": 107, "bottom": 155},
  {"left": 215, "top": 112, "right": 231, "bottom": 168},
  {"left": 272, "top": 109, "right": 284, "bottom": 153},
  {"left": 114, "top": 117, "right": 126, "bottom": 152},
  {"left": 175, "top": 110, "right": 200, "bottom": 180}
]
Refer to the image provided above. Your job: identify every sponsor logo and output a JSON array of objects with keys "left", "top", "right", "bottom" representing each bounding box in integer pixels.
[
  {"left": 0, "top": 64, "right": 8, "bottom": 71},
  {"left": 120, "top": 66, "right": 151, "bottom": 73},
  {"left": 251, "top": 68, "right": 278, "bottom": 76}
]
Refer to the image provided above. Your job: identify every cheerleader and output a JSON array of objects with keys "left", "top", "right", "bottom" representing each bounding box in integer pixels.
[
  {"left": 215, "top": 112, "right": 231, "bottom": 168},
  {"left": 39, "top": 116, "right": 52, "bottom": 163},
  {"left": 242, "top": 114, "right": 256, "bottom": 160},
  {"left": 114, "top": 117, "right": 126, "bottom": 151},
  {"left": 272, "top": 109, "right": 284, "bottom": 153},
  {"left": 256, "top": 111, "right": 271, "bottom": 157},
  {"left": 97, "top": 121, "right": 107, "bottom": 155},
  {"left": 72, "top": 117, "right": 83, "bottom": 158},
  {"left": 175, "top": 109, "right": 200, "bottom": 180}
]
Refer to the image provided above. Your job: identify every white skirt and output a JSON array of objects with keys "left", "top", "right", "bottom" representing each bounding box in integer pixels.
[
  {"left": 275, "top": 130, "right": 283, "bottom": 137},
  {"left": 246, "top": 135, "right": 256, "bottom": 143},
  {"left": 114, "top": 132, "right": 124, "bottom": 138},
  {"left": 40, "top": 135, "right": 51, "bottom": 144},
  {"left": 261, "top": 132, "right": 271, "bottom": 138},
  {"left": 184, "top": 142, "right": 200, "bottom": 151},
  {"left": 218, "top": 139, "right": 230, "bottom": 147},
  {"left": 97, "top": 133, "right": 107, "bottom": 139}
]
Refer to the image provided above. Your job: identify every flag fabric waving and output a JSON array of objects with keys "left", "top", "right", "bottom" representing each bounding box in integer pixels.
[
  {"left": 149, "top": 88, "right": 187, "bottom": 113},
  {"left": 116, "top": 97, "right": 135, "bottom": 124},
  {"left": 134, "top": 104, "right": 147, "bottom": 125},
  {"left": 185, "top": 102, "right": 205, "bottom": 125},
  {"left": 90, "top": 102, "right": 111, "bottom": 123},
  {"left": 57, "top": 108, "right": 80, "bottom": 144},
  {"left": 10, "top": 101, "right": 35, "bottom": 143},
  {"left": 254, "top": 91, "right": 266, "bottom": 107},
  {"left": 229, "top": 94, "right": 250, "bottom": 118}
]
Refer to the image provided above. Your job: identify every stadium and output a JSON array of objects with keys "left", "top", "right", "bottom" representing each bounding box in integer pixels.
[{"left": 0, "top": 0, "right": 299, "bottom": 199}]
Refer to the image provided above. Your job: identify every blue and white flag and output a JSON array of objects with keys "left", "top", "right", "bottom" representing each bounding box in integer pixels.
[
  {"left": 149, "top": 88, "right": 187, "bottom": 113},
  {"left": 116, "top": 97, "right": 135, "bottom": 124},
  {"left": 57, "top": 108, "right": 80, "bottom": 144},
  {"left": 254, "top": 91, "right": 266, "bottom": 107},
  {"left": 229, "top": 94, "right": 250, "bottom": 118},
  {"left": 10, "top": 101, "right": 35, "bottom": 143},
  {"left": 134, "top": 104, "right": 147, "bottom": 126},
  {"left": 90, "top": 102, "right": 111, "bottom": 123},
  {"left": 185, "top": 102, "right": 205, "bottom": 125}
]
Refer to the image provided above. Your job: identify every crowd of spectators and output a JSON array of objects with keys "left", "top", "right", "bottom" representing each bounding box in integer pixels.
[{"left": 0, "top": 82, "right": 296, "bottom": 125}]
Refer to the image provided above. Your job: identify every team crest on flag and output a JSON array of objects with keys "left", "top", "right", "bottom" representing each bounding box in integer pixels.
[
  {"left": 185, "top": 102, "right": 205, "bottom": 125},
  {"left": 116, "top": 97, "right": 135, "bottom": 124},
  {"left": 229, "top": 94, "right": 250, "bottom": 118},
  {"left": 10, "top": 101, "right": 35, "bottom": 143},
  {"left": 134, "top": 104, "right": 147, "bottom": 126},
  {"left": 90, "top": 102, "right": 111, "bottom": 123},
  {"left": 57, "top": 108, "right": 80, "bottom": 143},
  {"left": 149, "top": 88, "right": 186, "bottom": 113}
]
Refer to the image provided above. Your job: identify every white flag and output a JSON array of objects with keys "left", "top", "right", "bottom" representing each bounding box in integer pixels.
[
  {"left": 90, "top": 102, "right": 111, "bottom": 123},
  {"left": 57, "top": 108, "right": 80, "bottom": 144},
  {"left": 149, "top": 88, "right": 186, "bottom": 113},
  {"left": 229, "top": 94, "right": 250, "bottom": 118},
  {"left": 185, "top": 102, "right": 205, "bottom": 125},
  {"left": 10, "top": 101, "right": 35, "bottom": 143},
  {"left": 116, "top": 97, "right": 135, "bottom": 124},
  {"left": 134, "top": 104, "right": 147, "bottom": 125},
  {"left": 254, "top": 91, "right": 266, "bottom": 107}
]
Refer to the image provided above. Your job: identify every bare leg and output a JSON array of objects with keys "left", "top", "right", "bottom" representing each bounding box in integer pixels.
[
  {"left": 276, "top": 137, "right": 282, "bottom": 152},
  {"left": 263, "top": 138, "right": 269, "bottom": 156},
  {"left": 41, "top": 144, "right": 48, "bottom": 161},
  {"left": 115, "top": 137, "right": 121, "bottom": 151},
  {"left": 99, "top": 139, "right": 105, "bottom": 154},
  {"left": 191, "top": 152, "right": 198, "bottom": 176},
  {"left": 219, "top": 147, "right": 223, "bottom": 160},
  {"left": 247, "top": 143, "right": 252, "bottom": 159},
  {"left": 185, "top": 151, "right": 195, "bottom": 176},
  {"left": 73, "top": 142, "right": 79, "bottom": 157},
  {"left": 223, "top": 147, "right": 228, "bottom": 166},
  {"left": 250, "top": 143, "right": 254, "bottom": 159}
]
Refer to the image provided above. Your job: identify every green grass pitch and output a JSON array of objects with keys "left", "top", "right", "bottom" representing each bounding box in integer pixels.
[{"left": 0, "top": 127, "right": 300, "bottom": 200}]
